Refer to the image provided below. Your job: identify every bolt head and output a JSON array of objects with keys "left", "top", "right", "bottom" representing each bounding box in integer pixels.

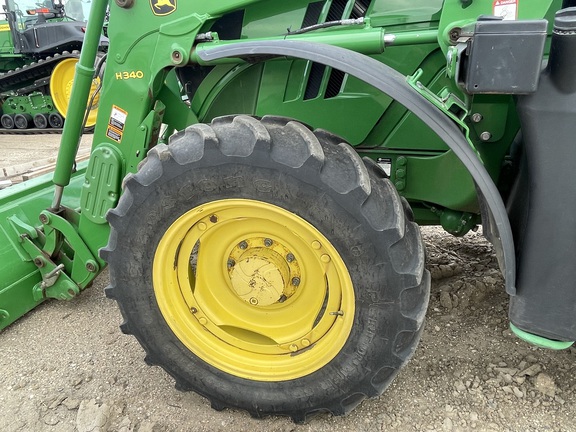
[{"left": 471, "top": 113, "right": 483, "bottom": 123}]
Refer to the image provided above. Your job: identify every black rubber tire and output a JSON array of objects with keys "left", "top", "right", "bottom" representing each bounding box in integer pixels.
[
  {"left": 1, "top": 114, "right": 15, "bottom": 129},
  {"left": 33, "top": 113, "right": 50, "bottom": 129},
  {"left": 48, "top": 113, "right": 64, "bottom": 128},
  {"left": 101, "top": 115, "right": 430, "bottom": 422},
  {"left": 14, "top": 113, "right": 32, "bottom": 129}
]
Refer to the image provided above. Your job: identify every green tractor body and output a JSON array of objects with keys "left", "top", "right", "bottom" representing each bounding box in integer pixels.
[{"left": 1, "top": 0, "right": 575, "bottom": 420}]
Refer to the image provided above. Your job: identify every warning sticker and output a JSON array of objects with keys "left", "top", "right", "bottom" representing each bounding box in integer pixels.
[
  {"left": 106, "top": 126, "right": 123, "bottom": 143},
  {"left": 493, "top": 0, "right": 518, "bottom": 21},
  {"left": 109, "top": 105, "right": 128, "bottom": 132}
]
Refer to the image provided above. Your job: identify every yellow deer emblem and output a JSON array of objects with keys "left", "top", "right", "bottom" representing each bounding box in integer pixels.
[{"left": 150, "top": 0, "right": 176, "bottom": 16}]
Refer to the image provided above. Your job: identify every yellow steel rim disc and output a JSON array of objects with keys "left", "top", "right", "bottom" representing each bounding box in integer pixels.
[
  {"left": 153, "top": 199, "right": 355, "bottom": 381},
  {"left": 49, "top": 58, "right": 100, "bottom": 127}
]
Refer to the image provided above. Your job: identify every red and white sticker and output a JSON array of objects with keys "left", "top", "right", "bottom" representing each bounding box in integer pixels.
[{"left": 493, "top": 0, "right": 518, "bottom": 21}]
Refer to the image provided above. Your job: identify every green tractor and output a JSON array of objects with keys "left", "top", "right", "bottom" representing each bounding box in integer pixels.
[
  {"left": 0, "top": 0, "right": 106, "bottom": 131},
  {"left": 1, "top": 0, "right": 575, "bottom": 422}
]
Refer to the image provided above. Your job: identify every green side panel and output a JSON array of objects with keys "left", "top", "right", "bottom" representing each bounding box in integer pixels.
[
  {"left": 256, "top": 59, "right": 388, "bottom": 145},
  {"left": 200, "top": 64, "right": 264, "bottom": 121},
  {"left": 0, "top": 166, "right": 86, "bottom": 330},
  {"left": 370, "top": 0, "right": 443, "bottom": 28}
]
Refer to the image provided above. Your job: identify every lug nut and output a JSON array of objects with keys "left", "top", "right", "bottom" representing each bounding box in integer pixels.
[
  {"left": 239, "top": 241, "right": 248, "bottom": 250},
  {"left": 286, "top": 253, "right": 295, "bottom": 263},
  {"left": 264, "top": 238, "right": 273, "bottom": 247},
  {"left": 292, "top": 277, "right": 301, "bottom": 286}
]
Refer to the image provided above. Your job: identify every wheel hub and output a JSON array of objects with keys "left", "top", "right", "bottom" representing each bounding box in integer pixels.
[{"left": 228, "top": 238, "right": 300, "bottom": 306}]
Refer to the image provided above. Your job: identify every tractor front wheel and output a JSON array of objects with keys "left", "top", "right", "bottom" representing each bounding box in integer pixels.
[{"left": 102, "top": 115, "right": 429, "bottom": 421}]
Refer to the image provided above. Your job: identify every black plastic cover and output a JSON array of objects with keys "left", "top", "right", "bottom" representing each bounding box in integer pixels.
[{"left": 463, "top": 19, "right": 548, "bottom": 94}]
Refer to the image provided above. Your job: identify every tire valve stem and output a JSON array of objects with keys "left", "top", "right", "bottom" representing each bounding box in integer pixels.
[{"left": 330, "top": 311, "right": 344, "bottom": 316}]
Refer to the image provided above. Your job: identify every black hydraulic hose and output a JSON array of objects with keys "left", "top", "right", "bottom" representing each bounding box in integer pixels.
[
  {"left": 80, "top": 53, "right": 106, "bottom": 132},
  {"left": 286, "top": 18, "right": 364, "bottom": 35}
]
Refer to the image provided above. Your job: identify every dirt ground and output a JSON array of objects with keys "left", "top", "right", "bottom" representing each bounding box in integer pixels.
[{"left": 1, "top": 134, "right": 575, "bottom": 432}]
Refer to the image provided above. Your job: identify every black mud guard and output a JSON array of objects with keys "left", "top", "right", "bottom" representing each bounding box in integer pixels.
[{"left": 196, "top": 40, "right": 516, "bottom": 295}]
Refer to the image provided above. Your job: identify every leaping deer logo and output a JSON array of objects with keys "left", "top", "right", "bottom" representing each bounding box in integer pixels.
[{"left": 150, "top": 0, "right": 176, "bottom": 16}]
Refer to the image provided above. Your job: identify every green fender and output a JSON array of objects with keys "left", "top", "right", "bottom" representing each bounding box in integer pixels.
[{"left": 195, "top": 40, "right": 516, "bottom": 295}]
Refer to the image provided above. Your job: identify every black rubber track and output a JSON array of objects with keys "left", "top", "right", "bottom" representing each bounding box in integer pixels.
[{"left": 101, "top": 115, "right": 430, "bottom": 422}]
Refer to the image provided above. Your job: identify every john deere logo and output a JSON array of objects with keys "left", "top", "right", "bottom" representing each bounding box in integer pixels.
[{"left": 150, "top": 0, "right": 176, "bottom": 16}]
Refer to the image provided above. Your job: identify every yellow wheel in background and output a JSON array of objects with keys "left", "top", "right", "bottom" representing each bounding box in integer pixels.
[
  {"left": 154, "top": 199, "right": 355, "bottom": 381},
  {"left": 49, "top": 58, "right": 100, "bottom": 127}
]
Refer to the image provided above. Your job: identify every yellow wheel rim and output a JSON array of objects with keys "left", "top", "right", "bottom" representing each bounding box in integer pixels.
[
  {"left": 49, "top": 58, "right": 100, "bottom": 127},
  {"left": 153, "top": 199, "right": 355, "bottom": 381}
]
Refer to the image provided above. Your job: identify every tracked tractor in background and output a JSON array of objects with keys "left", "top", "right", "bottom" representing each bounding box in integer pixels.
[
  {"left": 0, "top": 0, "right": 107, "bottom": 132},
  {"left": 2, "top": 0, "right": 576, "bottom": 423}
]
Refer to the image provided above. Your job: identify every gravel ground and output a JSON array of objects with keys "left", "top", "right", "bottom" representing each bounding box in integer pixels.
[{"left": 1, "top": 135, "right": 575, "bottom": 432}]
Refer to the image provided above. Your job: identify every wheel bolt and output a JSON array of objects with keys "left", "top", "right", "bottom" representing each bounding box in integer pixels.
[
  {"left": 264, "top": 238, "right": 273, "bottom": 247},
  {"left": 286, "top": 253, "right": 295, "bottom": 263},
  {"left": 227, "top": 259, "right": 235, "bottom": 268},
  {"left": 292, "top": 277, "right": 301, "bottom": 286},
  {"left": 239, "top": 241, "right": 248, "bottom": 250}
]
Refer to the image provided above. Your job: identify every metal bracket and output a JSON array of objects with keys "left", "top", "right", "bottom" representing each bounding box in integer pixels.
[
  {"left": 9, "top": 209, "right": 99, "bottom": 301},
  {"left": 406, "top": 69, "right": 482, "bottom": 162},
  {"left": 15, "top": 232, "right": 80, "bottom": 301}
]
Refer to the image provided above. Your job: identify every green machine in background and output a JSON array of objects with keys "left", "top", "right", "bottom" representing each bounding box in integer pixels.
[
  {"left": 0, "top": 0, "right": 106, "bottom": 131},
  {"left": 1, "top": 0, "right": 575, "bottom": 421}
]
